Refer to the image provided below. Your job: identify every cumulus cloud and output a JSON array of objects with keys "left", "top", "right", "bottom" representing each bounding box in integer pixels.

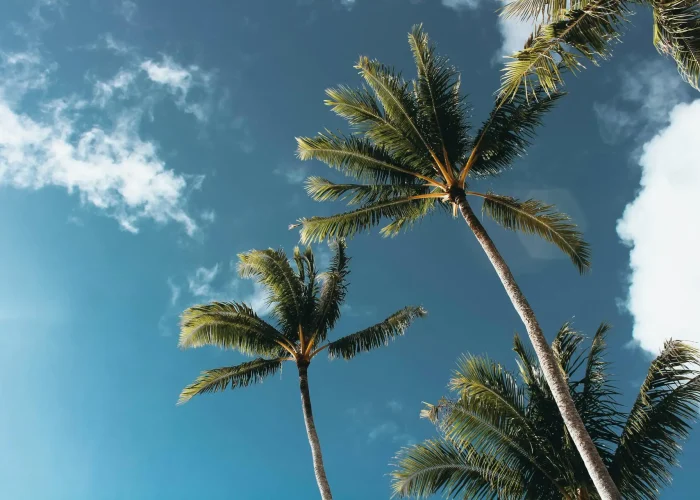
[{"left": 617, "top": 99, "right": 700, "bottom": 354}]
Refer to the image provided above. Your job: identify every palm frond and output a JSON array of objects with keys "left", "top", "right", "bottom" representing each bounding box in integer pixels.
[
  {"left": 379, "top": 198, "right": 441, "bottom": 237},
  {"left": 466, "top": 88, "right": 564, "bottom": 179},
  {"left": 391, "top": 439, "right": 524, "bottom": 499},
  {"left": 475, "top": 192, "right": 591, "bottom": 273},
  {"left": 325, "top": 305, "right": 426, "bottom": 360},
  {"left": 296, "top": 132, "right": 431, "bottom": 185},
  {"left": 178, "top": 357, "right": 285, "bottom": 405},
  {"left": 311, "top": 239, "right": 350, "bottom": 345},
  {"left": 355, "top": 55, "right": 442, "bottom": 175},
  {"left": 304, "top": 176, "right": 429, "bottom": 205},
  {"left": 502, "top": 0, "right": 592, "bottom": 23},
  {"left": 179, "top": 302, "right": 289, "bottom": 357},
  {"left": 237, "top": 249, "right": 303, "bottom": 337},
  {"left": 610, "top": 340, "right": 700, "bottom": 499},
  {"left": 408, "top": 24, "right": 470, "bottom": 170},
  {"left": 498, "top": 0, "right": 628, "bottom": 100},
  {"left": 324, "top": 85, "right": 434, "bottom": 174},
  {"left": 651, "top": 0, "right": 700, "bottom": 91},
  {"left": 552, "top": 322, "right": 587, "bottom": 377},
  {"left": 293, "top": 196, "right": 440, "bottom": 244}
]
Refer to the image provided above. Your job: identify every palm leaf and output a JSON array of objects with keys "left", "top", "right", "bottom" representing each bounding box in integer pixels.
[
  {"left": 293, "top": 197, "right": 440, "bottom": 244},
  {"left": 325, "top": 305, "right": 426, "bottom": 360},
  {"left": 304, "top": 176, "right": 429, "bottom": 205},
  {"left": 324, "top": 85, "right": 433, "bottom": 174},
  {"left": 178, "top": 357, "right": 285, "bottom": 404},
  {"left": 498, "top": 0, "right": 628, "bottom": 100},
  {"left": 237, "top": 249, "right": 304, "bottom": 338},
  {"left": 466, "top": 88, "right": 564, "bottom": 179},
  {"left": 391, "top": 439, "right": 524, "bottom": 499},
  {"left": 179, "top": 302, "right": 289, "bottom": 357},
  {"left": 311, "top": 239, "right": 350, "bottom": 345},
  {"left": 651, "top": 0, "right": 700, "bottom": 91},
  {"left": 610, "top": 340, "right": 700, "bottom": 499},
  {"left": 408, "top": 23, "right": 469, "bottom": 170},
  {"left": 475, "top": 192, "right": 591, "bottom": 273},
  {"left": 296, "top": 132, "right": 430, "bottom": 184}
]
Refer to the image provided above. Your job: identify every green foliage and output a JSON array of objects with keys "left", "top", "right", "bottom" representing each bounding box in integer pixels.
[
  {"left": 178, "top": 357, "right": 285, "bottom": 405},
  {"left": 499, "top": 0, "right": 700, "bottom": 99},
  {"left": 477, "top": 193, "right": 591, "bottom": 273},
  {"left": 392, "top": 324, "right": 700, "bottom": 499},
  {"left": 327, "top": 306, "right": 427, "bottom": 360},
  {"left": 178, "top": 244, "right": 424, "bottom": 404},
  {"left": 296, "top": 25, "right": 588, "bottom": 275}
]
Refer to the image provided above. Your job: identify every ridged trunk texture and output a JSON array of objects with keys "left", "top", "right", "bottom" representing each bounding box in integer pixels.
[
  {"left": 298, "top": 362, "right": 333, "bottom": 500},
  {"left": 455, "top": 194, "right": 621, "bottom": 500}
]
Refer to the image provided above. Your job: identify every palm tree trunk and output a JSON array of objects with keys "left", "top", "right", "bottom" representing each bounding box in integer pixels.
[
  {"left": 455, "top": 194, "right": 621, "bottom": 500},
  {"left": 297, "top": 362, "right": 333, "bottom": 500}
]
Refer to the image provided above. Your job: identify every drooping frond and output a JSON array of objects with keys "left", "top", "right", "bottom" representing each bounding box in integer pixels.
[
  {"left": 237, "top": 249, "right": 303, "bottom": 337},
  {"left": 178, "top": 357, "right": 285, "bottom": 405},
  {"left": 502, "top": 0, "right": 593, "bottom": 23},
  {"left": 294, "top": 245, "right": 319, "bottom": 335},
  {"left": 379, "top": 198, "right": 441, "bottom": 238},
  {"left": 179, "top": 302, "right": 290, "bottom": 357},
  {"left": 610, "top": 340, "right": 700, "bottom": 499},
  {"left": 325, "top": 305, "right": 426, "bottom": 360},
  {"left": 296, "top": 132, "right": 431, "bottom": 184},
  {"left": 311, "top": 239, "right": 350, "bottom": 345},
  {"left": 650, "top": 0, "right": 700, "bottom": 91},
  {"left": 408, "top": 24, "right": 470, "bottom": 170},
  {"left": 498, "top": 0, "right": 628, "bottom": 100},
  {"left": 293, "top": 196, "right": 441, "bottom": 244},
  {"left": 391, "top": 439, "right": 524, "bottom": 499},
  {"left": 465, "top": 88, "right": 564, "bottom": 179},
  {"left": 324, "top": 85, "right": 433, "bottom": 174},
  {"left": 305, "top": 176, "right": 430, "bottom": 205},
  {"left": 475, "top": 192, "right": 591, "bottom": 273}
]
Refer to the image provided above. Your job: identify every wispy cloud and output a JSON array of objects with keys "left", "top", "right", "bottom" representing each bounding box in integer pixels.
[
  {"left": 167, "top": 278, "right": 181, "bottom": 306},
  {"left": 274, "top": 163, "right": 310, "bottom": 185},
  {"left": 117, "top": 0, "right": 138, "bottom": 24},
  {"left": 187, "top": 265, "right": 220, "bottom": 298},
  {"left": 387, "top": 400, "right": 403, "bottom": 413}
]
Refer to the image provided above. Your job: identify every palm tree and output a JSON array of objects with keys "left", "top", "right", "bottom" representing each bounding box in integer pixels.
[
  {"left": 392, "top": 323, "right": 700, "bottom": 499},
  {"left": 498, "top": 0, "right": 700, "bottom": 100},
  {"left": 292, "top": 24, "right": 620, "bottom": 499},
  {"left": 177, "top": 241, "right": 425, "bottom": 500}
]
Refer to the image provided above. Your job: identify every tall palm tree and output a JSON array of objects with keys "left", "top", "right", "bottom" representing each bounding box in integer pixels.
[
  {"left": 177, "top": 242, "right": 426, "bottom": 500},
  {"left": 498, "top": 0, "right": 700, "bottom": 100},
  {"left": 291, "top": 24, "right": 620, "bottom": 499},
  {"left": 392, "top": 323, "right": 700, "bottom": 499}
]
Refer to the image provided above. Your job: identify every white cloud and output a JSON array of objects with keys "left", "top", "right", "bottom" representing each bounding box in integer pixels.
[
  {"left": 594, "top": 60, "right": 689, "bottom": 144},
  {"left": 387, "top": 400, "right": 403, "bottom": 413},
  {"left": 98, "top": 33, "right": 131, "bottom": 55},
  {"left": 368, "top": 421, "right": 399, "bottom": 441},
  {"left": 117, "top": 0, "right": 138, "bottom": 23},
  {"left": 274, "top": 163, "right": 310, "bottom": 184},
  {"left": 442, "top": 0, "right": 480, "bottom": 9},
  {"left": 188, "top": 264, "right": 220, "bottom": 297},
  {"left": 167, "top": 278, "right": 181, "bottom": 306},
  {"left": 140, "top": 56, "right": 215, "bottom": 122},
  {"left": 340, "top": 0, "right": 356, "bottom": 8},
  {"left": 92, "top": 69, "right": 137, "bottom": 107},
  {"left": 617, "top": 99, "right": 700, "bottom": 354}
]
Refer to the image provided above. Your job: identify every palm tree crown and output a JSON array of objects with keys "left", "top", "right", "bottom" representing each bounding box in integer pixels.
[
  {"left": 293, "top": 24, "right": 590, "bottom": 274},
  {"left": 498, "top": 0, "right": 700, "bottom": 100},
  {"left": 178, "top": 241, "right": 425, "bottom": 402},
  {"left": 392, "top": 324, "right": 700, "bottom": 499}
]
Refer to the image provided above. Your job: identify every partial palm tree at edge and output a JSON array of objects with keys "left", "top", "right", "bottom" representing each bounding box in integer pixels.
[
  {"left": 392, "top": 323, "right": 700, "bottom": 499},
  {"left": 177, "top": 241, "right": 426, "bottom": 500},
  {"left": 291, "top": 25, "right": 621, "bottom": 499}
]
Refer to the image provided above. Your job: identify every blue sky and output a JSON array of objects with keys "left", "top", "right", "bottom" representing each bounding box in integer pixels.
[{"left": 0, "top": 0, "right": 698, "bottom": 499}]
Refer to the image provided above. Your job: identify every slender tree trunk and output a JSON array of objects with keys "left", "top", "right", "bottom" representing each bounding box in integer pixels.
[
  {"left": 297, "top": 362, "right": 333, "bottom": 500},
  {"left": 454, "top": 194, "right": 621, "bottom": 500}
]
